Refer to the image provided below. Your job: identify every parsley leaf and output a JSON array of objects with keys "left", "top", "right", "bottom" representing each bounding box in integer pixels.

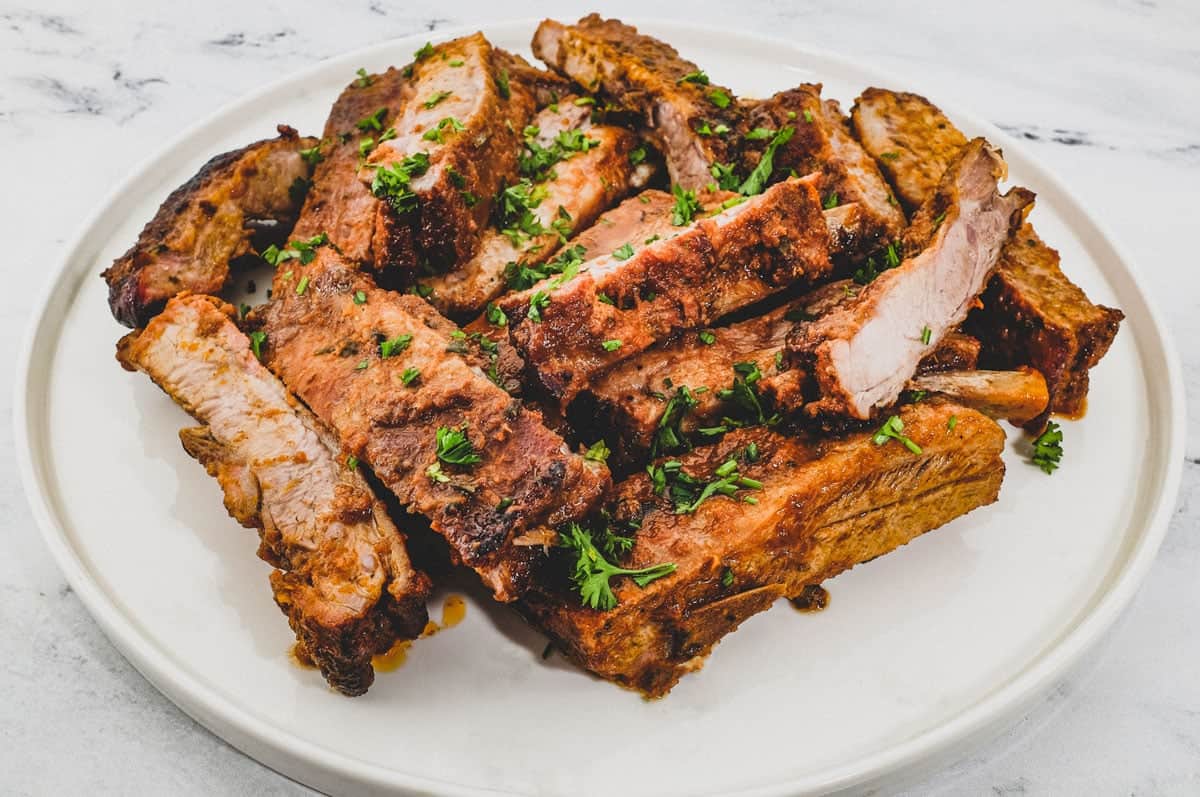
[
  {"left": 872, "top": 415, "right": 923, "bottom": 454},
  {"left": 671, "top": 183, "right": 702, "bottom": 225},
  {"left": 495, "top": 68, "right": 510, "bottom": 100},
  {"left": 370, "top": 152, "right": 430, "bottom": 213},
  {"left": 414, "top": 42, "right": 435, "bottom": 60},
  {"left": 708, "top": 88, "right": 731, "bottom": 108},
  {"left": 379, "top": 334, "right": 413, "bottom": 358},
  {"left": 528, "top": 291, "right": 550, "bottom": 322},
  {"left": 710, "top": 162, "right": 740, "bottom": 191},
  {"left": 248, "top": 330, "right": 267, "bottom": 360},
  {"left": 584, "top": 439, "right": 610, "bottom": 463},
  {"left": 612, "top": 243, "right": 635, "bottom": 260},
  {"left": 1032, "top": 421, "right": 1064, "bottom": 474},
  {"left": 423, "top": 90, "right": 452, "bottom": 109},
  {"left": 401, "top": 367, "right": 420, "bottom": 386},
  {"left": 602, "top": 339, "right": 622, "bottom": 352},
  {"left": 434, "top": 425, "right": 481, "bottom": 466},
  {"left": 558, "top": 522, "right": 676, "bottom": 610},
  {"left": 677, "top": 70, "right": 710, "bottom": 85},
  {"left": 485, "top": 302, "right": 508, "bottom": 327},
  {"left": 739, "top": 126, "right": 795, "bottom": 196},
  {"left": 651, "top": 385, "right": 700, "bottom": 457},
  {"left": 353, "top": 68, "right": 374, "bottom": 88},
  {"left": 355, "top": 107, "right": 388, "bottom": 132},
  {"left": 744, "top": 127, "right": 774, "bottom": 141}
]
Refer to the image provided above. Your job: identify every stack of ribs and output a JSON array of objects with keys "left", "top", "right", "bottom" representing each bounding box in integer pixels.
[{"left": 101, "top": 14, "right": 1121, "bottom": 697}]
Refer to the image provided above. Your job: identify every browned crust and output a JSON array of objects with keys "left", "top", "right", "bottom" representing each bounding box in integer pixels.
[
  {"left": 102, "top": 126, "right": 316, "bottom": 327},
  {"left": 967, "top": 224, "right": 1124, "bottom": 429},
  {"left": 260, "top": 250, "right": 610, "bottom": 601},
  {"left": 521, "top": 402, "right": 1005, "bottom": 696},
  {"left": 117, "top": 294, "right": 431, "bottom": 696},
  {"left": 501, "top": 176, "right": 832, "bottom": 406}
]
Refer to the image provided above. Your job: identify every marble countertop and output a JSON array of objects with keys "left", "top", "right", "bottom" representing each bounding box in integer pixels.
[{"left": 2, "top": 0, "right": 1198, "bottom": 794}]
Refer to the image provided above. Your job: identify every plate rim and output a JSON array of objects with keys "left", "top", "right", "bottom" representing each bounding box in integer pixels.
[{"left": 13, "top": 17, "right": 1187, "bottom": 797}]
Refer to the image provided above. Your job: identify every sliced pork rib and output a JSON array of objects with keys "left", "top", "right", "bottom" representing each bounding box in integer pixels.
[
  {"left": 500, "top": 176, "right": 832, "bottom": 406},
  {"left": 117, "top": 294, "right": 431, "bottom": 696},
  {"left": 967, "top": 226, "right": 1123, "bottom": 428},
  {"left": 425, "top": 104, "right": 653, "bottom": 318},
  {"left": 767, "top": 139, "right": 1034, "bottom": 420},
  {"left": 909, "top": 368, "right": 1049, "bottom": 426},
  {"left": 102, "top": 125, "right": 316, "bottom": 327},
  {"left": 853, "top": 88, "right": 1124, "bottom": 427},
  {"left": 362, "top": 33, "right": 537, "bottom": 271},
  {"left": 533, "top": 14, "right": 742, "bottom": 190},
  {"left": 521, "top": 401, "right": 1005, "bottom": 697},
  {"left": 582, "top": 280, "right": 981, "bottom": 461},
  {"left": 259, "top": 249, "right": 610, "bottom": 601}
]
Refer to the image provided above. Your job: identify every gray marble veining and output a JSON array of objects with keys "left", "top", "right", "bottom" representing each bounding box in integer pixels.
[{"left": 2, "top": 0, "right": 1198, "bottom": 794}]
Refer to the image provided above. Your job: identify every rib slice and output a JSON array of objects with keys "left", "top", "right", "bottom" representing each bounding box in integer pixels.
[
  {"left": 102, "top": 125, "right": 316, "bottom": 327},
  {"left": 532, "top": 14, "right": 742, "bottom": 190},
  {"left": 968, "top": 225, "right": 1124, "bottom": 428},
  {"left": 500, "top": 176, "right": 832, "bottom": 406},
  {"left": 424, "top": 105, "right": 651, "bottom": 318},
  {"left": 851, "top": 88, "right": 1123, "bottom": 427},
  {"left": 743, "top": 86, "right": 905, "bottom": 250},
  {"left": 116, "top": 294, "right": 431, "bottom": 696},
  {"left": 363, "top": 33, "right": 536, "bottom": 270},
  {"left": 259, "top": 249, "right": 610, "bottom": 601},
  {"left": 767, "top": 140, "right": 1034, "bottom": 420},
  {"left": 582, "top": 279, "right": 981, "bottom": 460},
  {"left": 520, "top": 401, "right": 1005, "bottom": 697},
  {"left": 909, "top": 368, "right": 1048, "bottom": 426},
  {"left": 852, "top": 87, "right": 971, "bottom": 215},
  {"left": 291, "top": 66, "right": 415, "bottom": 276}
]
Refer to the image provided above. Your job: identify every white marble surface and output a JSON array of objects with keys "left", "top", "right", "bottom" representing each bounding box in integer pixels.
[{"left": 1, "top": 0, "right": 1197, "bottom": 794}]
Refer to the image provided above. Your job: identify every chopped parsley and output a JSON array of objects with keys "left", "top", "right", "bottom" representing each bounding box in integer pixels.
[
  {"left": 739, "top": 126, "right": 795, "bottom": 196},
  {"left": 612, "top": 243, "right": 635, "bottom": 260},
  {"left": 629, "top": 145, "right": 647, "bottom": 165},
  {"left": 744, "top": 127, "right": 774, "bottom": 141},
  {"left": 880, "top": 151, "right": 900, "bottom": 160},
  {"left": 651, "top": 384, "right": 700, "bottom": 457},
  {"left": 921, "top": 326, "right": 932, "bottom": 345},
  {"left": 414, "top": 42, "right": 435, "bottom": 60},
  {"left": 353, "top": 290, "right": 367, "bottom": 305},
  {"left": 708, "top": 88, "right": 731, "bottom": 108},
  {"left": 932, "top": 211, "right": 948, "bottom": 230},
  {"left": 423, "top": 90, "right": 452, "bottom": 109},
  {"left": 355, "top": 107, "right": 388, "bottom": 132},
  {"left": 346, "top": 455, "right": 358, "bottom": 470},
  {"left": 802, "top": 109, "right": 814, "bottom": 123},
  {"left": 721, "top": 567, "right": 735, "bottom": 587},
  {"left": 485, "top": 302, "right": 508, "bottom": 327},
  {"left": 698, "top": 330, "right": 716, "bottom": 345},
  {"left": 947, "top": 414, "right": 959, "bottom": 432},
  {"left": 434, "top": 424, "right": 481, "bottom": 466},
  {"left": 852, "top": 241, "right": 903, "bottom": 285},
  {"left": 379, "top": 334, "right": 413, "bottom": 358},
  {"left": 370, "top": 152, "right": 430, "bottom": 213},
  {"left": 1031, "top": 421, "right": 1064, "bottom": 474},
  {"left": 295, "top": 276, "right": 309, "bottom": 295},
  {"left": 710, "top": 161, "right": 740, "bottom": 191},
  {"left": 671, "top": 183, "right": 702, "bottom": 225},
  {"left": 495, "top": 68, "right": 510, "bottom": 99},
  {"left": 601, "top": 339, "right": 622, "bottom": 352},
  {"left": 248, "top": 330, "right": 267, "bottom": 360},
  {"left": 355, "top": 359, "right": 369, "bottom": 370},
  {"left": 873, "top": 415, "right": 922, "bottom": 454},
  {"left": 495, "top": 179, "right": 550, "bottom": 246},
  {"left": 261, "top": 232, "right": 329, "bottom": 266},
  {"left": 677, "top": 70, "right": 709, "bottom": 85},
  {"left": 504, "top": 244, "right": 587, "bottom": 292},
  {"left": 823, "top": 192, "right": 840, "bottom": 209},
  {"left": 299, "top": 143, "right": 324, "bottom": 166},
  {"left": 646, "top": 457, "right": 763, "bottom": 515},
  {"left": 400, "top": 367, "right": 420, "bottom": 386},
  {"left": 558, "top": 522, "right": 676, "bottom": 610},
  {"left": 584, "top": 439, "right": 610, "bottom": 463},
  {"left": 528, "top": 291, "right": 550, "bottom": 322},
  {"left": 422, "top": 116, "right": 465, "bottom": 143},
  {"left": 353, "top": 68, "right": 373, "bottom": 88},
  {"left": 518, "top": 126, "right": 597, "bottom": 182}
]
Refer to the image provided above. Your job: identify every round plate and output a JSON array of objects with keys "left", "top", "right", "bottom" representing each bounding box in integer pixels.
[{"left": 15, "top": 19, "right": 1185, "bottom": 797}]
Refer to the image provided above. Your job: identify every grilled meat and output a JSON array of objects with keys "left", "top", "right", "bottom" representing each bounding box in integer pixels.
[
  {"left": 259, "top": 248, "right": 610, "bottom": 601},
  {"left": 582, "top": 280, "right": 980, "bottom": 461},
  {"left": 533, "top": 15, "right": 742, "bottom": 190},
  {"left": 102, "top": 125, "right": 316, "bottom": 327},
  {"left": 494, "top": 48, "right": 574, "bottom": 107},
  {"left": 521, "top": 401, "right": 1005, "bottom": 697},
  {"left": 968, "top": 225, "right": 1124, "bottom": 428},
  {"left": 909, "top": 368, "right": 1048, "bottom": 425},
  {"left": 291, "top": 66, "right": 415, "bottom": 276},
  {"left": 852, "top": 88, "right": 1123, "bottom": 427},
  {"left": 851, "top": 87, "right": 970, "bottom": 215},
  {"left": 363, "top": 33, "right": 537, "bottom": 270},
  {"left": 743, "top": 86, "right": 905, "bottom": 252},
  {"left": 116, "top": 294, "right": 431, "bottom": 695},
  {"left": 425, "top": 104, "right": 652, "bottom": 318},
  {"left": 501, "top": 176, "right": 832, "bottom": 406},
  {"left": 767, "top": 140, "right": 1034, "bottom": 420}
]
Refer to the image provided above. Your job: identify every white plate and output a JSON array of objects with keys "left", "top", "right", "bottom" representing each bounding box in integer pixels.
[{"left": 15, "top": 19, "right": 1185, "bottom": 797}]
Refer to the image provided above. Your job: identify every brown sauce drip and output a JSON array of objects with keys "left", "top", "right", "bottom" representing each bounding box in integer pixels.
[
  {"left": 1054, "top": 396, "right": 1088, "bottom": 421},
  {"left": 790, "top": 584, "right": 830, "bottom": 613},
  {"left": 372, "top": 639, "right": 412, "bottom": 672},
  {"left": 370, "top": 594, "right": 468, "bottom": 673}
]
